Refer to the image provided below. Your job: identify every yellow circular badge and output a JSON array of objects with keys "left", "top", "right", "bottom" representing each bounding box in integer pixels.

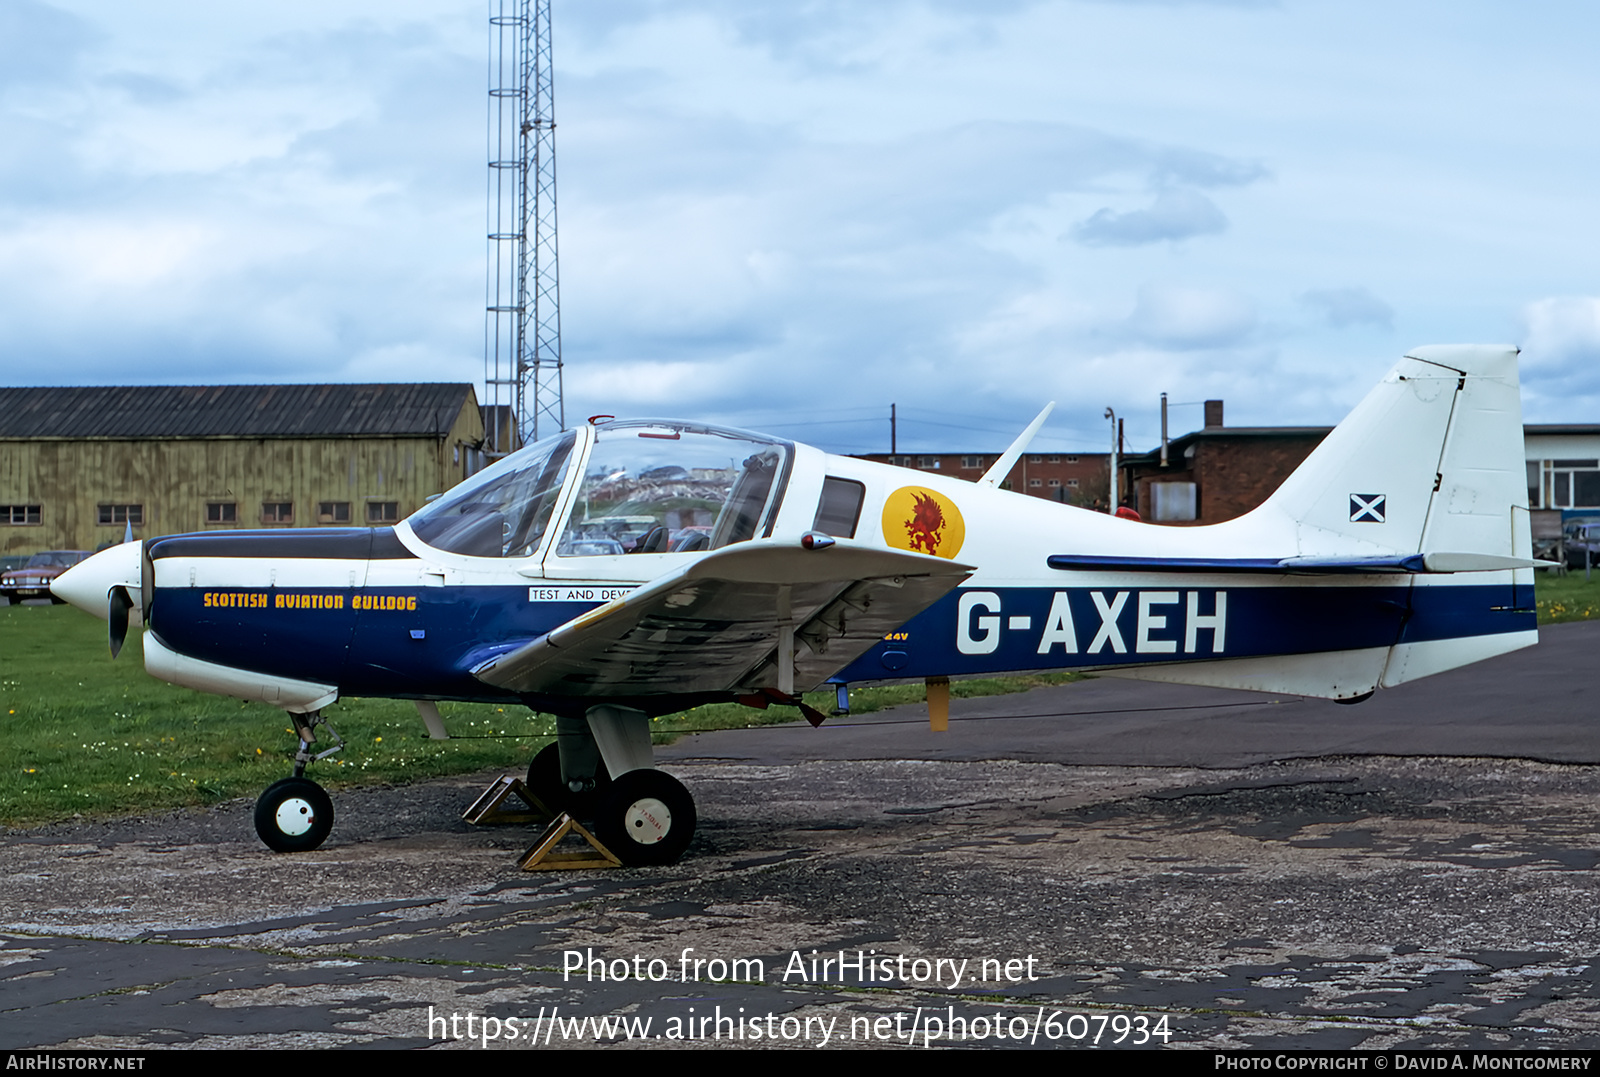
[{"left": 881, "top": 486, "right": 966, "bottom": 559}]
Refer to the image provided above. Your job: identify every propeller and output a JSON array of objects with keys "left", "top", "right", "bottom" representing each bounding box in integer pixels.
[{"left": 109, "top": 586, "right": 133, "bottom": 658}]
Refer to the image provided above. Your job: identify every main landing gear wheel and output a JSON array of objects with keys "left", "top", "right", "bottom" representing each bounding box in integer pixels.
[
  {"left": 254, "top": 777, "right": 334, "bottom": 853},
  {"left": 526, "top": 743, "right": 610, "bottom": 817},
  {"left": 595, "top": 769, "right": 696, "bottom": 867}
]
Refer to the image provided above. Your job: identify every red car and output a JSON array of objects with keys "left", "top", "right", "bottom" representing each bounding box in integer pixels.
[{"left": 1, "top": 550, "right": 91, "bottom": 604}]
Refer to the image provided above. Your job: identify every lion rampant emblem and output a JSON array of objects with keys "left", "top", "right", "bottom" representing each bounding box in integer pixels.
[{"left": 904, "top": 492, "right": 946, "bottom": 555}]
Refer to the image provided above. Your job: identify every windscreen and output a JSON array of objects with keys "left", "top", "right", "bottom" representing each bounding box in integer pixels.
[
  {"left": 557, "top": 422, "right": 790, "bottom": 556},
  {"left": 408, "top": 431, "right": 576, "bottom": 558}
]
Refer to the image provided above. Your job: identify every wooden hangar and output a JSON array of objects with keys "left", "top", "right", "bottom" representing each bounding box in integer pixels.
[{"left": 0, "top": 384, "right": 486, "bottom": 557}]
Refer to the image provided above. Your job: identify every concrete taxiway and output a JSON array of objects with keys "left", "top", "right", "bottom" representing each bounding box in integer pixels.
[{"left": 3, "top": 622, "right": 1599, "bottom": 1049}]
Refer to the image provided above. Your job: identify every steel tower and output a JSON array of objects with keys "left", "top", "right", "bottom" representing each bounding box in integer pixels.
[{"left": 486, "top": 0, "right": 563, "bottom": 455}]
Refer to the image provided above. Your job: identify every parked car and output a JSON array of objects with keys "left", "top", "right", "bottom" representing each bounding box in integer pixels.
[
  {"left": 1565, "top": 522, "right": 1600, "bottom": 570},
  {"left": 555, "top": 537, "right": 627, "bottom": 557},
  {"left": 0, "top": 550, "right": 91, "bottom": 604}
]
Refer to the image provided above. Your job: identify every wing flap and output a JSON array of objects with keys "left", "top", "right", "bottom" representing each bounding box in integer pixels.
[{"left": 472, "top": 540, "right": 972, "bottom": 697}]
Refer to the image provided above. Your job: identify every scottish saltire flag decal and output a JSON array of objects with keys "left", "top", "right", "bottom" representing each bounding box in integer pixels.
[{"left": 1349, "top": 493, "right": 1386, "bottom": 523}]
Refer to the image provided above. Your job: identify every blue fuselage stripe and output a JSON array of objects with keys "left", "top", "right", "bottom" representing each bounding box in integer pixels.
[{"left": 151, "top": 580, "right": 1534, "bottom": 702}]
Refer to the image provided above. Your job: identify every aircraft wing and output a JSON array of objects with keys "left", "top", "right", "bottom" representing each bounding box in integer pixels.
[{"left": 471, "top": 540, "right": 974, "bottom": 698}]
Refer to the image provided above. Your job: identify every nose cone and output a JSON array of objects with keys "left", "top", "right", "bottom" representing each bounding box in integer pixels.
[{"left": 52, "top": 542, "right": 142, "bottom": 620}]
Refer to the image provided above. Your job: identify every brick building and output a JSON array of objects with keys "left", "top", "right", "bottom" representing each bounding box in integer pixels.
[
  {"left": 1121, "top": 412, "right": 1330, "bottom": 524},
  {"left": 856, "top": 451, "right": 1111, "bottom": 505},
  {"left": 1121, "top": 410, "right": 1600, "bottom": 531}
]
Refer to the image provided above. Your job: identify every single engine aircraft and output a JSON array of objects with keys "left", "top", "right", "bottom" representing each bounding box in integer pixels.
[{"left": 52, "top": 346, "right": 1543, "bottom": 864}]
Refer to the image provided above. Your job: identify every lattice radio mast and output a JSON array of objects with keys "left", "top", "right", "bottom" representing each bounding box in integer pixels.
[{"left": 486, "top": 0, "right": 563, "bottom": 455}]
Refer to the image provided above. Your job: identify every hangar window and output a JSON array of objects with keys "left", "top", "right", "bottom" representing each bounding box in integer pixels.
[
  {"left": 97, "top": 504, "right": 142, "bottom": 526},
  {"left": 1535, "top": 459, "right": 1600, "bottom": 509},
  {"left": 318, "top": 501, "right": 351, "bottom": 524},
  {"left": 367, "top": 502, "right": 400, "bottom": 524},
  {"left": 2, "top": 505, "right": 41, "bottom": 525},
  {"left": 260, "top": 501, "right": 294, "bottom": 524},
  {"left": 206, "top": 502, "right": 236, "bottom": 524}
]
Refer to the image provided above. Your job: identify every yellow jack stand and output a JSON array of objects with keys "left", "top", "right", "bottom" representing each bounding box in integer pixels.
[
  {"left": 518, "top": 814, "right": 622, "bottom": 871},
  {"left": 462, "top": 775, "right": 550, "bottom": 825},
  {"left": 464, "top": 775, "right": 623, "bottom": 871}
]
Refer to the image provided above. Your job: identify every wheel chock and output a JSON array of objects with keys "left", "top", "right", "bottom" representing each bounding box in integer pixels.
[
  {"left": 518, "top": 813, "right": 622, "bottom": 871},
  {"left": 462, "top": 775, "right": 552, "bottom": 826}
]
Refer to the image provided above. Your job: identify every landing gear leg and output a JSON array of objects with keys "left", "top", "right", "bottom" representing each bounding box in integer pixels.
[
  {"left": 253, "top": 711, "right": 343, "bottom": 853},
  {"left": 526, "top": 737, "right": 610, "bottom": 816}
]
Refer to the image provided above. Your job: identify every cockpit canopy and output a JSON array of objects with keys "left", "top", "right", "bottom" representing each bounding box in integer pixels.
[{"left": 407, "top": 421, "right": 792, "bottom": 559}]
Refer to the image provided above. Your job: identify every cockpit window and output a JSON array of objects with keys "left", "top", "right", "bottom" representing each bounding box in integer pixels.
[
  {"left": 557, "top": 422, "right": 790, "bottom": 556},
  {"left": 408, "top": 431, "right": 576, "bottom": 557}
]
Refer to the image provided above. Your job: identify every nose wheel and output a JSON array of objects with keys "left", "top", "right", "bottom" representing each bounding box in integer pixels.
[
  {"left": 594, "top": 769, "right": 697, "bottom": 866},
  {"left": 252, "top": 711, "right": 342, "bottom": 852},
  {"left": 254, "top": 777, "right": 334, "bottom": 853}
]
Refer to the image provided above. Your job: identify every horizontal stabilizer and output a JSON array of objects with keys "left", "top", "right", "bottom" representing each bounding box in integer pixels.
[{"left": 1048, "top": 553, "right": 1553, "bottom": 574}]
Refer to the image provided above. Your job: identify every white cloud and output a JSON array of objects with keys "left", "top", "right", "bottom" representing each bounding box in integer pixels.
[
  {"left": 1124, "top": 283, "right": 1256, "bottom": 349},
  {"left": 1522, "top": 297, "right": 1600, "bottom": 372},
  {"left": 2, "top": 0, "right": 1600, "bottom": 448},
  {"left": 1069, "top": 189, "right": 1229, "bottom": 247},
  {"left": 1300, "top": 287, "right": 1394, "bottom": 330}
]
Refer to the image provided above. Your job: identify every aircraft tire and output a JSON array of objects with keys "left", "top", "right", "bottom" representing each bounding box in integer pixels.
[
  {"left": 595, "top": 769, "right": 696, "bottom": 867},
  {"left": 253, "top": 777, "right": 334, "bottom": 853},
  {"left": 526, "top": 743, "right": 570, "bottom": 815},
  {"left": 526, "top": 743, "right": 610, "bottom": 818}
]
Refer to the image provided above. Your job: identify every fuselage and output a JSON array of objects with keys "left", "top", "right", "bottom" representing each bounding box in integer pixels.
[{"left": 54, "top": 400, "right": 1536, "bottom": 715}]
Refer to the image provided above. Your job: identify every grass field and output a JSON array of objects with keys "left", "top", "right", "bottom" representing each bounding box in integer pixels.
[
  {"left": 0, "top": 602, "right": 1077, "bottom": 827},
  {"left": 1533, "top": 568, "right": 1600, "bottom": 624}
]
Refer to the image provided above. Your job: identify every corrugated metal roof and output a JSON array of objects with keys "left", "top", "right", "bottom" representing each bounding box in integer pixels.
[
  {"left": 0, "top": 384, "right": 476, "bottom": 440},
  {"left": 1525, "top": 424, "right": 1600, "bottom": 436}
]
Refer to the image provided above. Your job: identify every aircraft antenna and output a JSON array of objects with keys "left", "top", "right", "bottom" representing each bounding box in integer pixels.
[{"left": 486, "top": 0, "right": 564, "bottom": 456}]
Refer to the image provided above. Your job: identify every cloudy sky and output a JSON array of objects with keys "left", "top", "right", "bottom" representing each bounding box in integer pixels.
[{"left": 4, "top": 0, "right": 1600, "bottom": 454}]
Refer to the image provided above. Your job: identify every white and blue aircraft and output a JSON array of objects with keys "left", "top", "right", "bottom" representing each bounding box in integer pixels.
[{"left": 53, "top": 345, "right": 1542, "bottom": 864}]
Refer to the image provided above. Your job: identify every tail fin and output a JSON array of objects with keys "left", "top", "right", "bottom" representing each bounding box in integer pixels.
[
  {"left": 1108, "top": 346, "right": 1536, "bottom": 700},
  {"left": 1260, "top": 344, "right": 1529, "bottom": 565}
]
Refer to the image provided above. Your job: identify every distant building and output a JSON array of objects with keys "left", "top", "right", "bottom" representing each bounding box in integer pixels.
[
  {"left": 1120, "top": 398, "right": 1329, "bottom": 524},
  {"left": 855, "top": 451, "right": 1111, "bottom": 505},
  {"left": 0, "top": 384, "right": 485, "bottom": 556},
  {"left": 1119, "top": 402, "right": 1600, "bottom": 532}
]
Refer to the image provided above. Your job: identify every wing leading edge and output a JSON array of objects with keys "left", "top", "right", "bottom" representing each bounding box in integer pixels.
[{"left": 472, "top": 540, "right": 974, "bottom": 698}]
